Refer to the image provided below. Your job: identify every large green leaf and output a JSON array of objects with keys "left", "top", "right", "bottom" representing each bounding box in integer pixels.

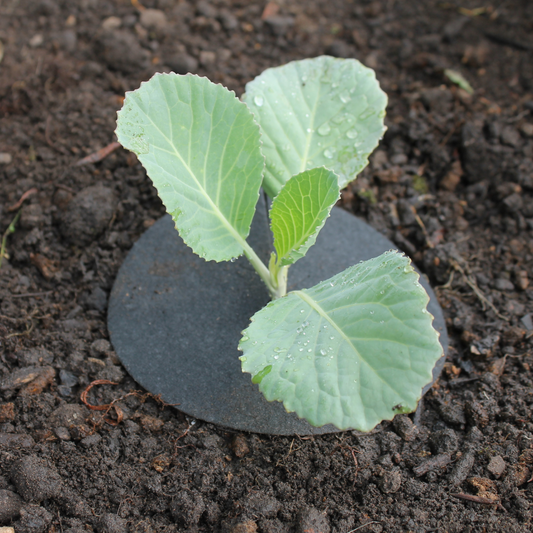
[
  {"left": 239, "top": 251, "right": 443, "bottom": 431},
  {"left": 116, "top": 73, "right": 264, "bottom": 262},
  {"left": 243, "top": 56, "right": 387, "bottom": 198},
  {"left": 270, "top": 167, "right": 340, "bottom": 267}
]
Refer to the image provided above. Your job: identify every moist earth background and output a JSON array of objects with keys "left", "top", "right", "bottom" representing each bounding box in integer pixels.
[{"left": 1, "top": 1, "right": 533, "bottom": 532}]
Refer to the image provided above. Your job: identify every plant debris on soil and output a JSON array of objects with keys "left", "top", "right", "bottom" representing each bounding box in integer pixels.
[{"left": 1, "top": 1, "right": 532, "bottom": 532}]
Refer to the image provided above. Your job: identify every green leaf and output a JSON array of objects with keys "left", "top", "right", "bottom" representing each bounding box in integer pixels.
[
  {"left": 116, "top": 73, "right": 264, "bottom": 262},
  {"left": 444, "top": 69, "right": 474, "bottom": 95},
  {"left": 239, "top": 251, "right": 443, "bottom": 431},
  {"left": 243, "top": 56, "right": 387, "bottom": 198},
  {"left": 270, "top": 167, "right": 340, "bottom": 267}
]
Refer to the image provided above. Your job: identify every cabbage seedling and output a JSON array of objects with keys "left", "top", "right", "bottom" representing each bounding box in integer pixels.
[{"left": 116, "top": 56, "right": 443, "bottom": 431}]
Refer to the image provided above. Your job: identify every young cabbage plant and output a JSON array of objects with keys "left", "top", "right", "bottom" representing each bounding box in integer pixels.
[{"left": 116, "top": 56, "right": 443, "bottom": 431}]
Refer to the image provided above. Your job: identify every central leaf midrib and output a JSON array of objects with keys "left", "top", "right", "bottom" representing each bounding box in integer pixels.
[
  {"left": 299, "top": 73, "right": 320, "bottom": 174},
  {"left": 279, "top": 206, "right": 323, "bottom": 261},
  {"left": 292, "top": 289, "right": 409, "bottom": 400},
  {"left": 293, "top": 290, "right": 353, "bottom": 348}
]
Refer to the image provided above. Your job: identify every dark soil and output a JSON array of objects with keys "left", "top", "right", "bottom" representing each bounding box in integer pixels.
[{"left": 1, "top": 0, "right": 533, "bottom": 532}]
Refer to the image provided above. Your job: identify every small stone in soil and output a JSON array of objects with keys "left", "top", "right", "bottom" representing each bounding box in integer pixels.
[
  {"left": 60, "top": 184, "right": 118, "bottom": 246},
  {"left": 59, "top": 369, "right": 78, "bottom": 388},
  {"left": 392, "top": 414, "right": 418, "bottom": 441},
  {"left": 196, "top": 0, "right": 218, "bottom": 18},
  {"left": 96, "top": 31, "right": 150, "bottom": 74},
  {"left": 465, "top": 400, "right": 489, "bottom": 428},
  {"left": 139, "top": 9, "right": 168, "bottom": 32},
  {"left": 264, "top": 16, "right": 295, "bottom": 36},
  {"left": 243, "top": 492, "right": 281, "bottom": 518},
  {"left": 429, "top": 428, "right": 459, "bottom": 455},
  {"left": 0, "top": 153, "right": 13, "bottom": 164},
  {"left": 165, "top": 52, "right": 198, "bottom": 74},
  {"left": 15, "top": 505, "right": 53, "bottom": 533},
  {"left": 219, "top": 9, "right": 238, "bottom": 30},
  {"left": 487, "top": 455, "right": 506, "bottom": 478},
  {"left": 79, "top": 287, "right": 108, "bottom": 312},
  {"left": 90, "top": 339, "right": 112, "bottom": 357},
  {"left": 80, "top": 434, "right": 102, "bottom": 448},
  {"left": 501, "top": 326, "right": 526, "bottom": 346},
  {"left": 296, "top": 506, "right": 330, "bottom": 533},
  {"left": 230, "top": 434, "right": 250, "bottom": 457},
  {"left": 520, "top": 123, "right": 533, "bottom": 137},
  {"left": 97, "top": 513, "right": 127, "bottom": 533},
  {"left": 448, "top": 450, "right": 475, "bottom": 486},
  {"left": 11, "top": 456, "right": 62, "bottom": 502},
  {"left": 0, "top": 489, "right": 23, "bottom": 522},
  {"left": 376, "top": 468, "right": 402, "bottom": 493},
  {"left": 229, "top": 522, "right": 257, "bottom": 533},
  {"left": 437, "top": 401, "right": 466, "bottom": 426},
  {"left": 101, "top": 16, "right": 121, "bottom": 31},
  {"left": 50, "top": 404, "right": 88, "bottom": 427},
  {"left": 19, "top": 204, "right": 44, "bottom": 230},
  {"left": 503, "top": 192, "right": 523, "bottom": 212},
  {"left": 54, "top": 427, "right": 71, "bottom": 440},
  {"left": 500, "top": 126, "right": 521, "bottom": 147},
  {"left": 199, "top": 50, "right": 216, "bottom": 66},
  {"left": 0, "top": 403, "right": 15, "bottom": 423},
  {"left": 494, "top": 278, "right": 515, "bottom": 291},
  {"left": 514, "top": 270, "right": 529, "bottom": 290},
  {"left": 521, "top": 313, "right": 533, "bottom": 330}
]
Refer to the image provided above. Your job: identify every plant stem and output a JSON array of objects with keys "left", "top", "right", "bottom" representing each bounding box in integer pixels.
[
  {"left": 242, "top": 244, "right": 289, "bottom": 300},
  {"left": 267, "top": 253, "right": 288, "bottom": 299},
  {"left": 272, "top": 265, "right": 288, "bottom": 300},
  {"left": 242, "top": 244, "right": 277, "bottom": 296}
]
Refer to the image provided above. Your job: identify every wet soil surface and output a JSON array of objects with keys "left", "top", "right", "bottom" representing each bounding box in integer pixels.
[{"left": 1, "top": 0, "right": 533, "bottom": 531}]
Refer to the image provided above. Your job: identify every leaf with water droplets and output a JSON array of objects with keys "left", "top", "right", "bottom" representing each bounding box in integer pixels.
[
  {"left": 239, "top": 250, "right": 443, "bottom": 431},
  {"left": 116, "top": 73, "right": 264, "bottom": 262},
  {"left": 270, "top": 167, "right": 340, "bottom": 267},
  {"left": 243, "top": 56, "right": 387, "bottom": 198}
]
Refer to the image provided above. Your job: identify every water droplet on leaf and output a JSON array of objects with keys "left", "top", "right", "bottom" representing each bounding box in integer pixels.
[
  {"left": 254, "top": 95, "right": 264, "bottom": 107},
  {"left": 317, "top": 123, "right": 331, "bottom": 136},
  {"left": 339, "top": 91, "right": 351, "bottom": 103}
]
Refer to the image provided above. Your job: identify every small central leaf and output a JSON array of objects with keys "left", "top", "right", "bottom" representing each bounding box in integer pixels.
[
  {"left": 239, "top": 251, "right": 443, "bottom": 431},
  {"left": 270, "top": 167, "right": 340, "bottom": 267}
]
